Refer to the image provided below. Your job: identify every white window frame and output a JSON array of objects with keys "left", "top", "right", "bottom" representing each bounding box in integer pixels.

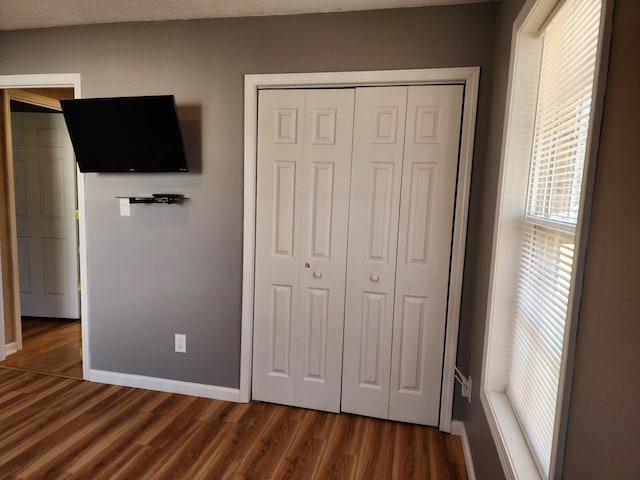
[{"left": 480, "top": 0, "right": 613, "bottom": 478}]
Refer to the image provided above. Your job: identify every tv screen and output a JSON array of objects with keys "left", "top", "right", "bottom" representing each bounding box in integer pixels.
[{"left": 60, "top": 95, "right": 188, "bottom": 173}]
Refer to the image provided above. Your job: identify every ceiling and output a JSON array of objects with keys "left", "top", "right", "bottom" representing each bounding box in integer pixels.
[{"left": 0, "top": 0, "right": 493, "bottom": 31}]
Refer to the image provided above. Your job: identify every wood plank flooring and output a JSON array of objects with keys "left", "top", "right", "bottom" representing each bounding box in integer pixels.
[
  {"left": 0, "top": 319, "right": 467, "bottom": 479},
  {"left": 0, "top": 369, "right": 467, "bottom": 479},
  {"left": 0, "top": 317, "right": 82, "bottom": 379}
]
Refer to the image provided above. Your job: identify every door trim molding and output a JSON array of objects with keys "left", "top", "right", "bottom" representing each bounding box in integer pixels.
[
  {"left": 241, "top": 68, "right": 480, "bottom": 431},
  {"left": 0, "top": 74, "right": 86, "bottom": 374}
]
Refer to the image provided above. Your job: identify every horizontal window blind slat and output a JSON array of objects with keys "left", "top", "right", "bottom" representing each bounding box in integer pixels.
[
  {"left": 533, "top": 125, "right": 591, "bottom": 146},
  {"left": 516, "top": 225, "right": 574, "bottom": 362},
  {"left": 513, "top": 315, "right": 561, "bottom": 389},
  {"left": 518, "top": 283, "right": 570, "bottom": 326},
  {"left": 534, "top": 109, "right": 592, "bottom": 137},
  {"left": 508, "top": 315, "right": 560, "bottom": 472},
  {"left": 541, "top": 36, "right": 599, "bottom": 73}
]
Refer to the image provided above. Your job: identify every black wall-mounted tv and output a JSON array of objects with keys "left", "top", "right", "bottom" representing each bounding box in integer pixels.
[{"left": 60, "top": 95, "right": 188, "bottom": 173}]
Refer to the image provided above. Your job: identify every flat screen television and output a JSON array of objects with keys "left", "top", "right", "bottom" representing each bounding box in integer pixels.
[{"left": 60, "top": 95, "right": 188, "bottom": 173}]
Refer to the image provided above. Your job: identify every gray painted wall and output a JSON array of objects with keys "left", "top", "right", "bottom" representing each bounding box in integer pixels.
[
  {"left": 456, "top": 0, "right": 640, "bottom": 478},
  {"left": 4, "top": 2, "right": 638, "bottom": 478},
  {"left": 0, "top": 5, "right": 497, "bottom": 387}
]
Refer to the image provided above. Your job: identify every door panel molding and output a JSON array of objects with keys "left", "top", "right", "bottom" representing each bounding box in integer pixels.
[{"left": 243, "top": 68, "right": 480, "bottom": 432}]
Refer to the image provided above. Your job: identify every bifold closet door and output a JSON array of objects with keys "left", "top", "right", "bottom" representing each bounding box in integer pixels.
[
  {"left": 341, "top": 85, "right": 464, "bottom": 426},
  {"left": 389, "top": 85, "right": 464, "bottom": 425},
  {"left": 341, "top": 86, "right": 409, "bottom": 419},
  {"left": 252, "top": 89, "right": 355, "bottom": 412}
]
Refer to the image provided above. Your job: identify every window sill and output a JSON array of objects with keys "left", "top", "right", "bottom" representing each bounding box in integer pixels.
[{"left": 481, "top": 391, "right": 543, "bottom": 480}]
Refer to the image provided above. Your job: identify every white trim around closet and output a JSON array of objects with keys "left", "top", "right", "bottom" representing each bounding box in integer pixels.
[{"left": 241, "top": 68, "right": 480, "bottom": 432}]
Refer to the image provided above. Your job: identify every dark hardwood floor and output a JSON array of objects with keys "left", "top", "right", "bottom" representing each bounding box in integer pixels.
[
  {"left": 0, "top": 319, "right": 467, "bottom": 479},
  {"left": 0, "top": 317, "right": 82, "bottom": 378}
]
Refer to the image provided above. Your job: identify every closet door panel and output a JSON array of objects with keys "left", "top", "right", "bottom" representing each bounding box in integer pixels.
[
  {"left": 253, "top": 89, "right": 305, "bottom": 406},
  {"left": 341, "top": 87, "right": 408, "bottom": 419},
  {"left": 389, "top": 85, "right": 464, "bottom": 425},
  {"left": 296, "top": 89, "right": 355, "bottom": 412}
]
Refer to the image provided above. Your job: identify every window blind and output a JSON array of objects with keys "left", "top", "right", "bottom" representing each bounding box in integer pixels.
[
  {"left": 506, "top": 0, "right": 601, "bottom": 476},
  {"left": 525, "top": 0, "right": 601, "bottom": 226}
]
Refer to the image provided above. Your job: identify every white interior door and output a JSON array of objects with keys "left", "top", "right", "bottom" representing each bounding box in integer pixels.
[
  {"left": 340, "top": 86, "right": 408, "bottom": 419},
  {"left": 252, "top": 89, "right": 355, "bottom": 412},
  {"left": 12, "top": 112, "right": 79, "bottom": 319},
  {"left": 388, "top": 85, "right": 464, "bottom": 425}
]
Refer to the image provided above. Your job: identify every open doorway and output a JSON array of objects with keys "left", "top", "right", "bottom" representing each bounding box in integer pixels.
[{"left": 0, "top": 86, "right": 83, "bottom": 379}]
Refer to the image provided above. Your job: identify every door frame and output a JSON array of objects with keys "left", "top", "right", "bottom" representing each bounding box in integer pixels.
[
  {"left": 241, "top": 68, "right": 479, "bottom": 432},
  {"left": 7, "top": 90, "right": 76, "bottom": 342},
  {"left": 0, "top": 74, "right": 87, "bottom": 377}
]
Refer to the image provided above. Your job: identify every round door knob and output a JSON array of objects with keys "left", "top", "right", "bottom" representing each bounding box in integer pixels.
[
  {"left": 313, "top": 271, "right": 323, "bottom": 279},
  {"left": 370, "top": 274, "right": 380, "bottom": 282}
]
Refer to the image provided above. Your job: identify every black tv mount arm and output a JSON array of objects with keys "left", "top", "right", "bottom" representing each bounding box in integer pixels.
[{"left": 117, "top": 194, "right": 187, "bottom": 205}]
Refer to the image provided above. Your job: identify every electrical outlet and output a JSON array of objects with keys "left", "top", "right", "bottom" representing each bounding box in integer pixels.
[
  {"left": 174, "top": 333, "right": 186, "bottom": 353},
  {"left": 119, "top": 198, "right": 130, "bottom": 217}
]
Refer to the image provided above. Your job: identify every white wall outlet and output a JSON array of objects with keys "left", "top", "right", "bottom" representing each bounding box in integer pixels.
[
  {"left": 174, "top": 333, "right": 186, "bottom": 353},
  {"left": 119, "top": 198, "right": 130, "bottom": 217}
]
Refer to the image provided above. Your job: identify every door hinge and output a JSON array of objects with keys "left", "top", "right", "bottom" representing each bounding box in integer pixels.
[
  {"left": 75, "top": 209, "right": 80, "bottom": 220},
  {"left": 77, "top": 282, "right": 81, "bottom": 292}
]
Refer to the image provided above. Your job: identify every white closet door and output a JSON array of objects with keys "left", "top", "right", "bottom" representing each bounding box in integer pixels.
[
  {"left": 253, "top": 89, "right": 355, "bottom": 412},
  {"left": 389, "top": 85, "right": 464, "bottom": 425},
  {"left": 341, "top": 87, "right": 408, "bottom": 419},
  {"left": 254, "top": 85, "right": 465, "bottom": 425}
]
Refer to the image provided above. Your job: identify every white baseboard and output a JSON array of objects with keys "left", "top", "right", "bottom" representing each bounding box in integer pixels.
[
  {"left": 87, "top": 369, "right": 242, "bottom": 403},
  {"left": 451, "top": 420, "right": 476, "bottom": 480},
  {"left": 4, "top": 342, "right": 17, "bottom": 356}
]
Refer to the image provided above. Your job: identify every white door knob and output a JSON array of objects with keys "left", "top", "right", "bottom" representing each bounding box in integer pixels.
[
  {"left": 370, "top": 274, "right": 380, "bottom": 282},
  {"left": 313, "top": 271, "right": 323, "bottom": 279}
]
